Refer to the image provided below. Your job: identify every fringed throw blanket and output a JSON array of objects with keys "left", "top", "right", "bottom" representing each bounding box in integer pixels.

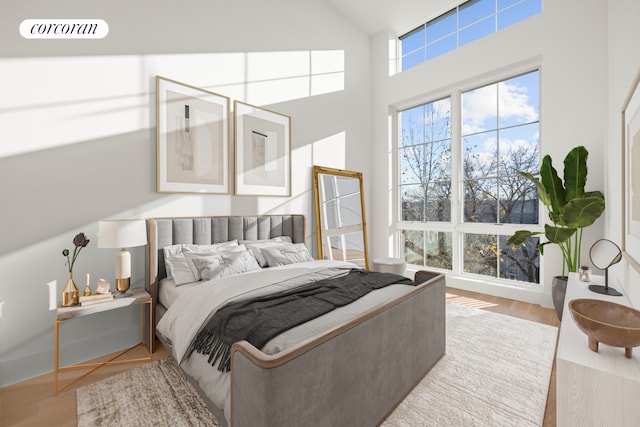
[{"left": 190, "top": 268, "right": 414, "bottom": 372}]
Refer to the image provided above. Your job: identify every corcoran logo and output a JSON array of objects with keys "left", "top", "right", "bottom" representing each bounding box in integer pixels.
[{"left": 19, "top": 19, "right": 109, "bottom": 39}]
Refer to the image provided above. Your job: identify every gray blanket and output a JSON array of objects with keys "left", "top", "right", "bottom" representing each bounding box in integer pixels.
[{"left": 189, "top": 268, "right": 414, "bottom": 372}]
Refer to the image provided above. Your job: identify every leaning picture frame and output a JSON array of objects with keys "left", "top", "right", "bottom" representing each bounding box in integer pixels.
[
  {"left": 234, "top": 100, "right": 291, "bottom": 196},
  {"left": 622, "top": 67, "right": 640, "bottom": 271},
  {"left": 156, "top": 76, "right": 230, "bottom": 194}
]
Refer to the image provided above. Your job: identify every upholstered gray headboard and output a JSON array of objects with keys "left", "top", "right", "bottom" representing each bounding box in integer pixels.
[{"left": 144, "top": 215, "right": 305, "bottom": 350}]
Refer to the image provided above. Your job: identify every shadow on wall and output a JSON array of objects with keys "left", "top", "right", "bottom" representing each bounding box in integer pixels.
[{"left": 0, "top": 128, "right": 159, "bottom": 256}]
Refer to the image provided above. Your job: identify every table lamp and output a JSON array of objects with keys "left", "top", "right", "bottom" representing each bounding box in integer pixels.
[{"left": 98, "top": 219, "right": 147, "bottom": 295}]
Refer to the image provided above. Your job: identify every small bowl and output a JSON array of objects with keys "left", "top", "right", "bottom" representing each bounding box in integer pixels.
[{"left": 568, "top": 298, "right": 640, "bottom": 358}]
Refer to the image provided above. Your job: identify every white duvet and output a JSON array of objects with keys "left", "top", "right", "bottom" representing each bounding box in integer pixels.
[{"left": 157, "top": 259, "right": 414, "bottom": 424}]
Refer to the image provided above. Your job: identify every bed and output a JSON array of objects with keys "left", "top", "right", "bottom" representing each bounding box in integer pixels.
[{"left": 145, "top": 214, "right": 445, "bottom": 427}]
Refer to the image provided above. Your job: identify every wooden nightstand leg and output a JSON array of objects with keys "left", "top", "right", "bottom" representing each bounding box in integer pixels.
[
  {"left": 54, "top": 318, "right": 60, "bottom": 396},
  {"left": 148, "top": 300, "right": 153, "bottom": 357},
  {"left": 140, "top": 299, "right": 153, "bottom": 357}
]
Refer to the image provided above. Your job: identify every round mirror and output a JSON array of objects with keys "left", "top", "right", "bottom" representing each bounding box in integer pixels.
[
  {"left": 589, "top": 238, "right": 622, "bottom": 270},
  {"left": 588, "top": 239, "right": 623, "bottom": 296}
]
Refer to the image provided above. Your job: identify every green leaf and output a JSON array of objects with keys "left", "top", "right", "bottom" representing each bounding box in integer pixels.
[
  {"left": 506, "top": 230, "right": 542, "bottom": 246},
  {"left": 540, "top": 155, "right": 566, "bottom": 216},
  {"left": 563, "top": 195, "right": 606, "bottom": 228},
  {"left": 564, "top": 146, "right": 588, "bottom": 201},
  {"left": 544, "top": 224, "right": 576, "bottom": 244},
  {"left": 518, "top": 170, "right": 551, "bottom": 207}
]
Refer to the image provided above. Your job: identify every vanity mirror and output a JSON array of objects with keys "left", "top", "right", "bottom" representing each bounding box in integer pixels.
[
  {"left": 312, "top": 166, "right": 369, "bottom": 269},
  {"left": 588, "top": 238, "right": 623, "bottom": 296}
]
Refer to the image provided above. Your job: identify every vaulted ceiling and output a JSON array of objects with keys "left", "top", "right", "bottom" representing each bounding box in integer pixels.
[{"left": 323, "top": 0, "right": 459, "bottom": 36}]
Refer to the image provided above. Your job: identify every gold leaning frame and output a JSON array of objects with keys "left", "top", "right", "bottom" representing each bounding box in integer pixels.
[{"left": 312, "top": 165, "right": 369, "bottom": 270}]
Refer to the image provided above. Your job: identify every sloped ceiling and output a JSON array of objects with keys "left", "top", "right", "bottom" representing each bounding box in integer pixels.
[{"left": 324, "top": 0, "right": 459, "bottom": 36}]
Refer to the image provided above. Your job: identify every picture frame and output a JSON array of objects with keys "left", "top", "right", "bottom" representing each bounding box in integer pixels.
[
  {"left": 234, "top": 100, "right": 291, "bottom": 196},
  {"left": 156, "top": 76, "right": 230, "bottom": 194},
  {"left": 622, "top": 67, "right": 640, "bottom": 271}
]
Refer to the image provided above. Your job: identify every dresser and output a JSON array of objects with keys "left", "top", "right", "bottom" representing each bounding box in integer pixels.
[{"left": 556, "top": 273, "right": 640, "bottom": 426}]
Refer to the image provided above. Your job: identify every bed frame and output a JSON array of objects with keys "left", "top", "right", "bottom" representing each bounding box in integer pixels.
[{"left": 145, "top": 215, "right": 445, "bottom": 427}]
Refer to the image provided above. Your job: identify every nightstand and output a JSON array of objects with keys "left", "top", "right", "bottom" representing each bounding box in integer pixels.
[{"left": 54, "top": 288, "right": 152, "bottom": 395}]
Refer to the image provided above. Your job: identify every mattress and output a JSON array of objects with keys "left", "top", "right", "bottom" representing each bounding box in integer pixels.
[{"left": 158, "top": 277, "right": 200, "bottom": 309}]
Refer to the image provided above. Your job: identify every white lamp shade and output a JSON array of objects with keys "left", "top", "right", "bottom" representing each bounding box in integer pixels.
[{"left": 98, "top": 219, "right": 147, "bottom": 249}]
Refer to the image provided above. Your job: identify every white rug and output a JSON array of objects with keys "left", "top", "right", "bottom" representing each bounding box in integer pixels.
[
  {"left": 76, "top": 357, "right": 219, "bottom": 427},
  {"left": 383, "top": 302, "right": 558, "bottom": 426}
]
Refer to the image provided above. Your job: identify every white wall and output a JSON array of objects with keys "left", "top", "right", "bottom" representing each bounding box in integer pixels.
[
  {"left": 607, "top": 0, "right": 640, "bottom": 307},
  {"left": 0, "top": 0, "right": 372, "bottom": 386},
  {"left": 369, "top": 0, "right": 609, "bottom": 306}
]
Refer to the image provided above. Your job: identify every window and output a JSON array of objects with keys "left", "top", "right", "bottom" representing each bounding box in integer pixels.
[
  {"left": 399, "top": 0, "right": 542, "bottom": 71},
  {"left": 398, "top": 69, "right": 541, "bottom": 285}
]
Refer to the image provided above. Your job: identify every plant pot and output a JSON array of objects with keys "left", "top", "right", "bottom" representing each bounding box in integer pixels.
[{"left": 552, "top": 275, "right": 568, "bottom": 321}]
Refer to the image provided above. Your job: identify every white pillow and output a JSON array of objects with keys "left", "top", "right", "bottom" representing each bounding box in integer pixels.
[
  {"left": 262, "top": 243, "right": 314, "bottom": 267},
  {"left": 164, "top": 252, "right": 198, "bottom": 285},
  {"left": 183, "top": 245, "right": 249, "bottom": 281},
  {"left": 163, "top": 240, "right": 240, "bottom": 284},
  {"left": 190, "top": 251, "right": 261, "bottom": 281},
  {"left": 163, "top": 244, "right": 188, "bottom": 281},
  {"left": 243, "top": 241, "right": 289, "bottom": 267}
]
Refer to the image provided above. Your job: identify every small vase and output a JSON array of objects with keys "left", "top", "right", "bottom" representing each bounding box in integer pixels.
[{"left": 62, "top": 272, "right": 79, "bottom": 307}]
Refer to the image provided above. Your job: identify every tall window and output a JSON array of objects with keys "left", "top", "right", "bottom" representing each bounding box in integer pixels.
[
  {"left": 398, "top": 70, "right": 541, "bottom": 285},
  {"left": 400, "top": 0, "right": 542, "bottom": 71}
]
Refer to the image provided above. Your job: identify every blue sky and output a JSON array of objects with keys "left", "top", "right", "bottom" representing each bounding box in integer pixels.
[{"left": 401, "top": 0, "right": 542, "bottom": 70}]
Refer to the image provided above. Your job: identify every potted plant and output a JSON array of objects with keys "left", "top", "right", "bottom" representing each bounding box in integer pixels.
[{"left": 506, "top": 145, "right": 605, "bottom": 320}]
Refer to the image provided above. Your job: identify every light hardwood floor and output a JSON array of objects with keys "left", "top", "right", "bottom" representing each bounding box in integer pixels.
[{"left": 0, "top": 287, "right": 560, "bottom": 426}]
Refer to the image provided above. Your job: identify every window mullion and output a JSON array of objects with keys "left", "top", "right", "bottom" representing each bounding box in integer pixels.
[{"left": 450, "top": 89, "right": 463, "bottom": 276}]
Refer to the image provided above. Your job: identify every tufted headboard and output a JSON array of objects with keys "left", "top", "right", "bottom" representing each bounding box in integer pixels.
[{"left": 144, "top": 215, "right": 306, "bottom": 350}]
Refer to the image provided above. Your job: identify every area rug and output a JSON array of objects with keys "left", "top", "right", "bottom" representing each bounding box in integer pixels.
[
  {"left": 382, "top": 302, "right": 558, "bottom": 426},
  {"left": 76, "top": 357, "right": 219, "bottom": 427},
  {"left": 77, "top": 302, "right": 557, "bottom": 426}
]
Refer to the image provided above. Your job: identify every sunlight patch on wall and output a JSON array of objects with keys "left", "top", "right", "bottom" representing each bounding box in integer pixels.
[
  {"left": 0, "top": 301, "right": 4, "bottom": 318},
  {"left": 0, "top": 56, "right": 146, "bottom": 158},
  {"left": 389, "top": 36, "right": 398, "bottom": 77},
  {"left": 47, "top": 280, "right": 57, "bottom": 311},
  {"left": 0, "top": 50, "right": 344, "bottom": 158},
  {"left": 243, "top": 50, "right": 344, "bottom": 105},
  {"left": 312, "top": 132, "right": 346, "bottom": 169}
]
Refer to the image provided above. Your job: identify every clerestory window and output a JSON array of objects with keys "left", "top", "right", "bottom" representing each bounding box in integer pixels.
[{"left": 399, "top": 0, "right": 542, "bottom": 71}]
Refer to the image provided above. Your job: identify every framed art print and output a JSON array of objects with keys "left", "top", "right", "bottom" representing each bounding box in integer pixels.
[
  {"left": 234, "top": 100, "right": 291, "bottom": 196},
  {"left": 622, "top": 67, "right": 640, "bottom": 271},
  {"left": 156, "top": 76, "right": 230, "bottom": 194}
]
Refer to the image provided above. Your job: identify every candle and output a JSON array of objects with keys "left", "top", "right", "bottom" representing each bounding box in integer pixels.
[{"left": 83, "top": 272, "right": 92, "bottom": 296}]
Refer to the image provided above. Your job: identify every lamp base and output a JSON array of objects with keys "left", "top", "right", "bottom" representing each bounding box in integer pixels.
[
  {"left": 588, "top": 284, "right": 623, "bottom": 296},
  {"left": 115, "top": 277, "right": 131, "bottom": 294}
]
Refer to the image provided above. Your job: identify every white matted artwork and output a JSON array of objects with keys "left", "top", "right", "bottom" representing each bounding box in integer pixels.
[
  {"left": 156, "top": 76, "right": 230, "bottom": 194},
  {"left": 622, "top": 67, "right": 640, "bottom": 271},
  {"left": 234, "top": 100, "right": 291, "bottom": 196}
]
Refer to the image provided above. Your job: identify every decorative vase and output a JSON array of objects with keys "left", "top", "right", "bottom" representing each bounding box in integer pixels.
[
  {"left": 551, "top": 275, "right": 568, "bottom": 321},
  {"left": 62, "top": 272, "right": 79, "bottom": 307}
]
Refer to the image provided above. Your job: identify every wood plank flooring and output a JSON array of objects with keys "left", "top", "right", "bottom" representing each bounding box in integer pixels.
[{"left": 0, "top": 287, "right": 560, "bottom": 426}]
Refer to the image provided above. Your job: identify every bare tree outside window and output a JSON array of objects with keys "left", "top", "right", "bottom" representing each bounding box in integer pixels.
[
  {"left": 398, "top": 70, "right": 541, "bottom": 284},
  {"left": 400, "top": 98, "right": 452, "bottom": 269}
]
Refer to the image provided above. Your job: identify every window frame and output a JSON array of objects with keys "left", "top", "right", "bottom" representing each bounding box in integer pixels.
[
  {"left": 392, "top": 64, "right": 544, "bottom": 289},
  {"left": 397, "top": 0, "right": 542, "bottom": 72}
]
